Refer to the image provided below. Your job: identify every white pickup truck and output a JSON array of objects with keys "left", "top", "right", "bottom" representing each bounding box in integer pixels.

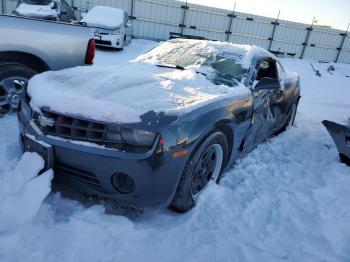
[{"left": 0, "top": 14, "right": 95, "bottom": 112}]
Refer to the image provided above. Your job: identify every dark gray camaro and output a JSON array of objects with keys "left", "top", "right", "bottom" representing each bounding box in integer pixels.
[{"left": 18, "top": 39, "right": 300, "bottom": 212}]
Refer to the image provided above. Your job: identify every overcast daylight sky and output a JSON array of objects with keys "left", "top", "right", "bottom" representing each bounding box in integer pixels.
[{"left": 182, "top": 0, "right": 350, "bottom": 30}]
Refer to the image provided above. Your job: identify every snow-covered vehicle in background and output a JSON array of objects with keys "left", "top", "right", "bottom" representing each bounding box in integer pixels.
[
  {"left": 82, "top": 6, "right": 133, "bottom": 49},
  {"left": 18, "top": 39, "right": 300, "bottom": 212},
  {"left": 0, "top": 14, "right": 95, "bottom": 113},
  {"left": 323, "top": 120, "right": 350, "bottom": 166},
  {"left": 13, "top": 0, "right": 76, "bottom": 22}
]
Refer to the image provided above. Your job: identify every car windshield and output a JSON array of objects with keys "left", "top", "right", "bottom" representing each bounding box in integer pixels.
[
  {"left": 19, "top": 0, "right": 54, "bottom": 5},
  {"left": 138, "top": 40, "right": 247, "bottom": 87}
]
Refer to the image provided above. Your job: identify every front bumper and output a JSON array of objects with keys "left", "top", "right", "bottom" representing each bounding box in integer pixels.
[
  {"left": 94, "top": 33, "right": 123, "bottom": 48},
  {"left": 17, "top": 108, "right": 189, "bottom": 208}
]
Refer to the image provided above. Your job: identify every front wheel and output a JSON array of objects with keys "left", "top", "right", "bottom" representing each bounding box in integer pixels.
[{"left": 170, "top": 131, "right": 228, "bottom": 212}]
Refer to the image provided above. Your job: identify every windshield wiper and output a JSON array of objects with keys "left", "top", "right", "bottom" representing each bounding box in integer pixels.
[
  {"left": 156, "top": 64, "right": 185, "bottom": 70},
  {"left": 155, "top": 64, "right": 207, "bottom": 77}
]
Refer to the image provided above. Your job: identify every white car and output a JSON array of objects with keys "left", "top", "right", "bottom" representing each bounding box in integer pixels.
[{"left": 82, "top": 6, "right": 133, "bottom": 49}]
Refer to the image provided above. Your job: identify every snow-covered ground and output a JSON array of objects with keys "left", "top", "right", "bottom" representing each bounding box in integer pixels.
[{"left": 0, "top": 39, "right": 349, "bottom": 262}]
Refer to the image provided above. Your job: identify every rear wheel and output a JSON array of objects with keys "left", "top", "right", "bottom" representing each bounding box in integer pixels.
[
  {"left": 0, "top": 63, "right": 36, "bottom": 114},
  {"left": 171, "top": 131, "right": 228, "bottom": 212}
]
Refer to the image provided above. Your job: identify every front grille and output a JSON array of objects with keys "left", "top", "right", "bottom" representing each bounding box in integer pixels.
[
  {"left": 95, "top": 40, "right": 112, "bottom": 46},
  {"left": 54, "top": 164, "right": 101, "bottom": 188},
  {"left": 34, "top": 109, "right": 126, "bottom": 150}
]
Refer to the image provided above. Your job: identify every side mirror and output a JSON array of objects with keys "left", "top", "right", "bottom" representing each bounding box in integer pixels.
[
  {"left": 254, "top": 77, "right": 281, "bottom": 91},
  {"left": 126, "top": 21, "right": 132, "bottom": 27},
  {"left": 72, "top": 6, "right": 78, "bottom": 11}
]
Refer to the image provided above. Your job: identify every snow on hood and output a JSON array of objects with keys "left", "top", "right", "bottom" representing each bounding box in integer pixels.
[
  {"left": 15, "top": 2, "right": 57, "bottom": 18},
  {"left": 28, "top": 63, "right": 250, "bottom": 124},
  {"left": 81, "top": 6, "right": 124, "bottom": 29}
]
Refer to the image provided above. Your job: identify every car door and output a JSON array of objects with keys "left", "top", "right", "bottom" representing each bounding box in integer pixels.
[
  {"left": 267, "top": 61, "right": 290, "bottom": 135},
  {"left": 241, "top": 59, "right": 279, "bottom": 153}
]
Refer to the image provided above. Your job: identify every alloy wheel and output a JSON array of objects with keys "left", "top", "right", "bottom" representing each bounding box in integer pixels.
[
  {"left": 191, "top": 143, "right": 223, "bottom": 200},
  {"left": 0, "top": 76, "right": 28, "bottom": 111}
]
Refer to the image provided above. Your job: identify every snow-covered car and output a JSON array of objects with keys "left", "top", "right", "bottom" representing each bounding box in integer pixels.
[
  {"left": 18, "top": 39, "right": 300, "bottom": 212},
  {"left": 13, "top": 0, "right": 76, "bottom": 22},
  {"left": 323, "top": 120, "right": 350, "bottom": 166},
  {"left": 81, "top": 6, "right": 132, "bottom": 49}
]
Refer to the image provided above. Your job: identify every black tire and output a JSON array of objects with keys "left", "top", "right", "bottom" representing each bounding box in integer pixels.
[
  {"left": 339, "top": 154, "right": 350, "bottom": 166},
  {"left": 171, "top": 131, "right": 229, "bottom": 212},
  {"left": 0, "top": 63, "right": 36, "bottom": 113}
]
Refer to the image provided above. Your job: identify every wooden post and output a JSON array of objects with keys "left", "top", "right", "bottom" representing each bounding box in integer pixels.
[
  {"left": 226, "top": 2, "right": 236, "bottom": 42},
  {"left": 180, "top": 0, "right": 188, "bottom": 35},
  {"left": 268, "top": 10, "right": 280, "bottom": 51},
  {"left": 335, "top": 23, "right": 349, "bottom": 63},
  {"left": 301, "top": 17, "right": 316, "bottom": 59}
]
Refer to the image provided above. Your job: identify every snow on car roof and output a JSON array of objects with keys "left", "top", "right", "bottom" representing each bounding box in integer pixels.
[
  {"left": 137, "top": 39, "right": 276, "bottom": 69},
  {"left": 81, "top": 6, "right": 125, "bottom": 29},
  {"left": 28, "top": 63, "right": 250, "bottom": 124},
  {"left": 15, "top": 2, "right": 57, "bottom": 18}
]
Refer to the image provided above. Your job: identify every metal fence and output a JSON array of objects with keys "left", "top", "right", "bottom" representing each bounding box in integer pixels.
[{"left": 2, "top": 0, "right": 350, "bottom": 63}]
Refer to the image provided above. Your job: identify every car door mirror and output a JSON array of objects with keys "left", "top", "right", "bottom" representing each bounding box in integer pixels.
[{"left": 254, "top": 77, "right": 281, "bottom": 91}]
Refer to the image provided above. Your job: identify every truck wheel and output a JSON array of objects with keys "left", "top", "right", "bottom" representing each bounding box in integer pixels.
[
  {"left": 0, "top": 63, "right": 36, "bottom": 113},
  {"left": 171, "top": 131, "right": 228, "bottom": 212}
]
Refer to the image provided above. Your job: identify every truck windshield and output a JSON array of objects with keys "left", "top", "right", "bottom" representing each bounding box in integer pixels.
[{"left": 138, "top": 40, "right": 247, "bottom": 87}]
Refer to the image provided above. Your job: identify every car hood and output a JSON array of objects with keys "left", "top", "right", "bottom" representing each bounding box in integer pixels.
[
  {"left": 82, "top": 6, "right": 124, "bottom": 30},
  {"left": 15, "top": 3, "right": 58, "bottom": 18},
  {"left": 28, "top": 63, "right": 250, "bottom": 124}
]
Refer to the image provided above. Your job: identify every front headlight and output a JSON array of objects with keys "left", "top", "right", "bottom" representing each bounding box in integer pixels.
[
  {"left": 111, "top": 29, "right": 121, "bottom": 35},
  {"left": 122, "top": 129, "right": 156, "bottom": 147},
  {"left": 106, "top": 127, "right": 156, "bottom": 147}
]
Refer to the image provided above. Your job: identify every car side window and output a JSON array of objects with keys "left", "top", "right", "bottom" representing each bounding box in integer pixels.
[
  {"left": 61, "top": 0, "right": 70, "bottom": 11},
  {"left": 255, "top": 60, "right": 278, "bottom": 81},
  {"left": 276, "top": 62, "right": 285, "bottom": 80}
]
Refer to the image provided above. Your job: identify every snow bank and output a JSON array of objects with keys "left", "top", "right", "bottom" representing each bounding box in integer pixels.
[
  {"left": 15, "top": 3, "right": 57, "bottom": 18},
  {"left": 28, "top": 63, "right": 250, "bottom": 123},
  {"left": 0, "top": 152, "right": 53, "bottom": 232},
  {"left": 81, "top": 6, "right": 125, "bottom": 29}
]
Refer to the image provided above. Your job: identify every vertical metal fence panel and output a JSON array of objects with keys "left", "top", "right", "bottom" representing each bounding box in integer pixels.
[
  {"left": 132, "top": 0, "right": 182, "bottom": 40},
  {"left": 3, "top": 0, "right": 350, "bottom": 63},
  {"left": 3, "top": 0, "right": 17, "bottom": 14},
  {"left": 309, "top": 30, "right": 343, "bottom": 49},
  {"left": 338, "top": 50, "right": 350, "bottom": 63},
  {"left": 343, "top": 36, "right": 350, "bottom": 50}
]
